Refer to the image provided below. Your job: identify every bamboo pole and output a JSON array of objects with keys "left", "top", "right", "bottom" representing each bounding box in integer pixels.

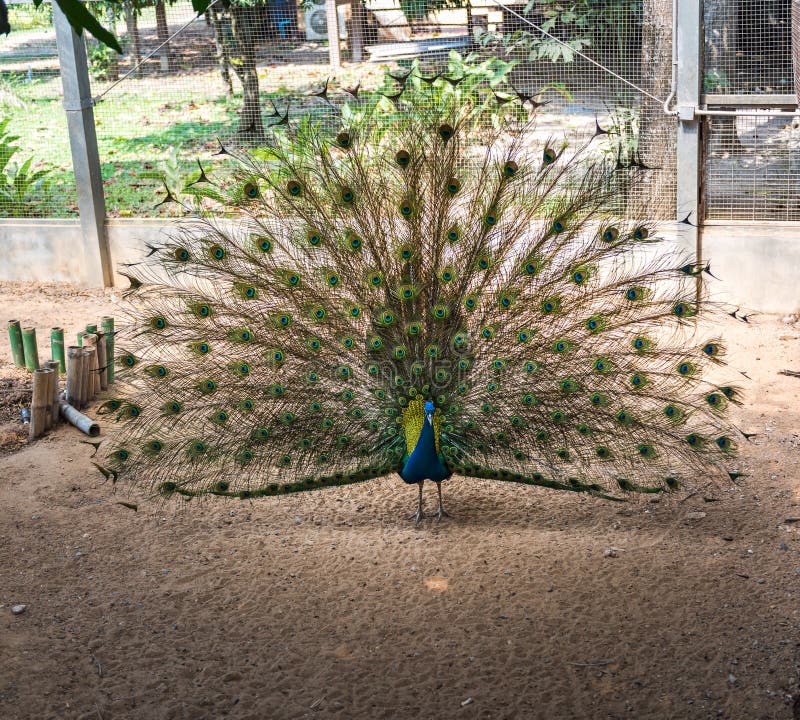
[
  {"left": 81, "top": 347, "right": 92, "bottom": 406},
  {"left": 46, "top": 360, "right": 60, "bottom": 427},
  {"left": 82, "top": 333, "right": 100, "bottom": 397},
  {"left": 50, "top": 327, "right": 65, "bottom": 374},
  {"left": 95, "top": 330, "right": 108, "bottom": 391},
  {"left": 59, "top": 401, "right": 100, "bottom": 437},
  {"left": 42, "top": 362, "right": 58, "bottom": 430},
  {"left": 86, "top": 323, "right": 97, "bottom": 335},
  {"left": 66, "top": 346, "right": 83, "bottom": 407},
  {"left": 21, "top": 327, "right": 39, "bottom": 372},
  {"left": 77, "top": 331, "right": 85, "bottom": 347},
  {"left": 42, "top": 366, "right": 55, "bottom": 430},
  {"left": 7, "top": 320, "right": 25, "bottom": 368},
  {"left": 101, "top": 316, "right": 114, "bottom": 384},
  {"left": 29, "top": 368, "right": 50, "bottom": 440}
]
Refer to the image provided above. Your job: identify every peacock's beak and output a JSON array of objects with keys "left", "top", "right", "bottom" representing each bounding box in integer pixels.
[{"left": 426, "top": 413, "right": 434, "bottom": 425}]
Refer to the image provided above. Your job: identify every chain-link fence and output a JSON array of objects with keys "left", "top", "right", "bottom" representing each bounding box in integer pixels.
[{"left": 0, "top": 0, "right": 77, "bottom": 217}]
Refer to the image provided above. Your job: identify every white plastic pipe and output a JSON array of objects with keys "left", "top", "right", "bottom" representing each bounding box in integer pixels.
[{"left": 59, "top": 401, "right": 100, "bottom": 437}]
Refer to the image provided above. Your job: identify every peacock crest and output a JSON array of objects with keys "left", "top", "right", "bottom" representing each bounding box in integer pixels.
[{"left": 98, "top": 73, "right": 742, "bottom": 519}]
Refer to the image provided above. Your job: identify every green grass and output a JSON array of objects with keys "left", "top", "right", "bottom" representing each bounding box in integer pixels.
[
  {"left": 1, "top": 70, "right": 242, "bottom": 217},
  {"left": 0, "top": 1, "right": 389, "bottom": 221},
  {"left": 2, "top": 61, "right": 368, "bottom": 218}
]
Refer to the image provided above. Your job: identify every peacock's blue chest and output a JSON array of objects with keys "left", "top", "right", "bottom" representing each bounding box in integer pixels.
[{"left": 400, "top": 417, "right": 451, "bottom": 484}]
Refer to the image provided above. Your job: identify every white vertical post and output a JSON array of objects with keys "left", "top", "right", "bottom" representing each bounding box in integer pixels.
[
  {"left": 53, "top": 2, "right": 112, "bottom": 288},
  {"left": 675, "top": 0, "right": 703, "bottom": 257},
  {"left": 326, "top": 0, "right": 341, "bottom": 69}
]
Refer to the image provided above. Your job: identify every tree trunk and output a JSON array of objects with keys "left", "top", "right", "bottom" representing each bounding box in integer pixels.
[
  {"left": 351, "top": 1, "right": 366, "bottom": 61},
  {"left": 703, "top": 0, "right": 743, "bottom": 153},
  {"left": 230, "top": 5, "right": 264, "bottom": 142},
  {"left": 635, "top": 0, "right": 675, "bottom": 219},
  {"left": 210, "top": 5, "right": 234, "bottom": 97},
  {"left": 124, "top": 0, "right": 142, "bottom": 78},
  {"left": 105, "top": 5, "right": 120, "bottom": 80},
  {"left": 155, "top": 0, "right": 172, "bottom": 74}
]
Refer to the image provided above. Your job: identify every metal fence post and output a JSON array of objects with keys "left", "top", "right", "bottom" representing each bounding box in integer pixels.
[
  {"left": 52, "top": 2, "right": 112, "bottom": 288},
  {"left": 675, "top": 0, "right": 703, "bottom": 257}
]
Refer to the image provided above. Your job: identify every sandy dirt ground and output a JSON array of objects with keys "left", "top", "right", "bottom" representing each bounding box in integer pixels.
[{"left": 0, "top": 280, "right": 799, "bottom": 720}]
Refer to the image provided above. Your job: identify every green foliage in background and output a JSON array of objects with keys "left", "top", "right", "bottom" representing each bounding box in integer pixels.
[
  {"left": 477, "top": 0, "right": 642, "bottom": 65},
  {"left": 0, "top": 118, "right": 52, "bottom": 217},
  {"left": 156, "top": 52, "right": 526, "bottom": 213},
  {"left": 15, "top": 0, "right": 214, "bottom": 52}
]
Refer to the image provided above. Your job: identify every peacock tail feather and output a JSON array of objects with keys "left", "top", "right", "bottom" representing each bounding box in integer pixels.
[{"left": 98, "top": 76, "right": 741, "bottom": 502}]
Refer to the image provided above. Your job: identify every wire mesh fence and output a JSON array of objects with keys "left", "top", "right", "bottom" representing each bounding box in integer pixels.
[
  {"left": 703, "top": 0, "right": 794, "bottom": 97},
  {"left": 89, "top": 0, "right": 333, "bottom": 218},
  {"left": 3, "top": 0, "right": 798, "bottom": 224},
  {"left": 0, "top": 0, "right": 78, "bottom": 217},
  {"left": 702, "top": 0, "right": 800, "bottom": 222},
  {"left": 83, "top": 0, "right": 677, "bottom": 220},
  {"left": 705, "top": 113, "right": 800, "bottom": 222}
]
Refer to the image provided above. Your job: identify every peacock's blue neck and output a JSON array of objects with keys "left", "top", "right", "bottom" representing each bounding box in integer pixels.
[{"left": 399, "top": 416, "right": 451, "bottom": 484}]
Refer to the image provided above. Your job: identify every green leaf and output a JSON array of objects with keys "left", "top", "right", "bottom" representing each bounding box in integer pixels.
[
  {"left": 192, "top": 0, "right": 213, "bottom": 14},
  {"left": 55, "top": 0, "right": 122, "bottom": 53}
]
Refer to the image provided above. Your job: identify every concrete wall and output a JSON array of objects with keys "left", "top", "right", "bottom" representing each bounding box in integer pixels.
[
  {"left": 1, "top": 219, "right": 798, "bottom": 314},
  {"left": 1, "top": 220, "right": 88, "bottom": 284},
  {"left": 701, "top": 223, "right": 800, "bottom": 314},
  {"left": 0, "top": 219, "right": 175, "bottom": 287}
]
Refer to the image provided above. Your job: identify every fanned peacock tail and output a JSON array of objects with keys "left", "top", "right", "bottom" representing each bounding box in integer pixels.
[{"left": 98, "top": 76, "right": 742, "bottom": 504}]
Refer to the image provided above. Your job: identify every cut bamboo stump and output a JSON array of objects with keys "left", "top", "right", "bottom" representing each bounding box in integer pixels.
[
  {"left": 96, "top": 330, "right": 108, "bottom": 390},
  {"left": 59, "top": 401, "right": 100, "bottom": 437},
  {"left": 46, "top": 360, "right": 60, "bottom": 428},
  {"left": 50, "top": 327, "right": 65, "bottom": 374},
  {"left": 29, "top": 368, "right": 51, "bottom": 440},
  {"left": 42, "top": 365, "right": 55, "bottom": 430},
  {"left": 21, "top": 327, "right": 39, "bottom": 372},
  {"left": 66, "top": 346, "right": 83, "bottom": 407},
  {"left": 101, "top": 316, "right": 114, "bottom": 384},
  {"left": 81, "top": 347, "right": 92, "bottom": 406},
  {"left": 7, "top": 320, "right": 25, "bottom": 368},
  {"left": 82, "top": 333, "right": 100, "bottom": 397}
]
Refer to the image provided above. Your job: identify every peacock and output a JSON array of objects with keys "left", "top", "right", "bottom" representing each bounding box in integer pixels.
[{"left": 96, "top": 70, "right": 742, "bottom": 522}]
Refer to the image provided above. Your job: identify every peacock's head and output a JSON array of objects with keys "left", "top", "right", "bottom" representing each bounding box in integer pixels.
[{"left": 424, "top": 400, "right": 435, "bottom": 424}]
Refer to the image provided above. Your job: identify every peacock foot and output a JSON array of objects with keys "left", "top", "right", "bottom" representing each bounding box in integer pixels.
[{"left": 406, "top": 508, "right": 426, "bottom": 524}]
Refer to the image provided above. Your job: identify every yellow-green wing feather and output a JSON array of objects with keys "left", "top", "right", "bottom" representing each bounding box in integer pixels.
[{"left": 402, "top": 398, "right": 425, "bottom": 456}]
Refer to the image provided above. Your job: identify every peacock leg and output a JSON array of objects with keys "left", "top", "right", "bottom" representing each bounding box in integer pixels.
[
  {"left": 433, "top": 481, "right": 452, "bottom": 520},
  {"left": 406, "top": 480, "right": 425, "bottom": 524}
]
